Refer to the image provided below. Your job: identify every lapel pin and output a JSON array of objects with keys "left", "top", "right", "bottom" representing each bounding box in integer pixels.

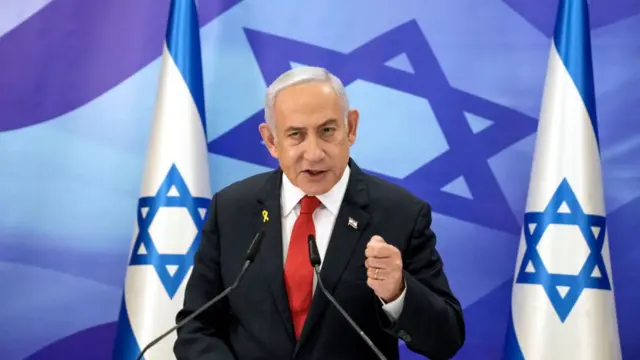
[
  {"left": 262, "top": 210, "right": 269, "bottom": 223},
  {"left": 348, "top": 217, "right": 358, "bottom": 229}
]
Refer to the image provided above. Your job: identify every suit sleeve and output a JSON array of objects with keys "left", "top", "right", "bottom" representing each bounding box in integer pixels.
[
  {"left": 173, "top": 193, "right": 236, "bottom": 360},
  {"left": 377, "top": 202, "right": 465, "bottom": 360}
]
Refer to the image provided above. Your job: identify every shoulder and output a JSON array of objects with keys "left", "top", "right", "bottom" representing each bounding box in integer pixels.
[
  {"left": 357, "top": 172, "right": 435, "bottom": 249},
  {"left": 213, "top": 170, "right": 275, "bottom": 205},
  {"left": 361, "top": 172, "right": 431, "bottom": 218}
]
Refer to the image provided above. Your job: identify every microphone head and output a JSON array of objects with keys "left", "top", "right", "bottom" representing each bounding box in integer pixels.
[
  {"left": 307, "top": 234, "right": 321, "bottom": 267},
  {"left": 245, "top": 230, "right": 266, "bottom": 262}
]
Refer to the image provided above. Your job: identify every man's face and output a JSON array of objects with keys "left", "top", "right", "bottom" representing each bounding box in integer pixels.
[{"left": 259, "top": 80, "right": 359, "bottom": 195}]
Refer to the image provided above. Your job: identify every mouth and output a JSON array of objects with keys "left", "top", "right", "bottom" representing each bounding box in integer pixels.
[{"left": 303, "top": 169, "right": 327, "bottom": 177}]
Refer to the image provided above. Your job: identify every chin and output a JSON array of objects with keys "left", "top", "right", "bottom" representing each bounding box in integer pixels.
[
  {"left": 295, "top": 170, "right": 338, "bottom": 195},
  {"left": 299, "top": 182, "right": 333, "bottom": 196}
]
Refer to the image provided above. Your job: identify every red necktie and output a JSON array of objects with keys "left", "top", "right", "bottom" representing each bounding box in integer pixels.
[{"left": 284, "top": 195, "right": 321, "bottom": 339}]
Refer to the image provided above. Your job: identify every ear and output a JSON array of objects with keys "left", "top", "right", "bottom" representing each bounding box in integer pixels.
[
  {"left": 346, "top": 109, "right": 359, "bottom": 146},
  {"left": 258, "top": 123, "right": 279, "bottom": 158}
]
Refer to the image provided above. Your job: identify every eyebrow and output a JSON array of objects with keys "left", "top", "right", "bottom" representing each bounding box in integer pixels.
[
  {"left": 319, "top": 119, "right": 339, "bottom": 127},
  {"left": 284, "top": 126, "right": 304, "bottom": 133},
  {"left": 283, "top": 119, "right": 339, "bottom": 133}
]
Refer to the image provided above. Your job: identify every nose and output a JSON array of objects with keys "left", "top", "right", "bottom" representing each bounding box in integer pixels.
[{"left": 303, "top": 135, "right": 325, "bottom": 163}]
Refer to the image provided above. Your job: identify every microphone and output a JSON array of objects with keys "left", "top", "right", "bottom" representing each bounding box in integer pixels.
[
  {"left": 307, "top": 234, "right": 387, "bottom": 360},
  {"left": 135, "top": 230, "right": 266, "bottom": 360}
]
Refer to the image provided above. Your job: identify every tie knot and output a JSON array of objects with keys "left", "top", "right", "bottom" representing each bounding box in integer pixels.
[{"left": 300, "top": 196, "right": 321, "bottom": 214}]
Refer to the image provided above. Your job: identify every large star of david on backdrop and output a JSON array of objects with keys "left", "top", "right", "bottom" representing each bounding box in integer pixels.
[
  {"left": 515, "top": 178, "right": 611, "bottom": 322},
  {"left": 129, "top": 164, "right": 211, "bottom": 298},
  {"left": 208, "top": 20, "right": 539, "bottom": 234}
]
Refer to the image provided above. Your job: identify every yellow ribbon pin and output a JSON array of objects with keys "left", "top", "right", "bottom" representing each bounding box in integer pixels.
[{"left": 262, "top": 210, "right": 269, "bottom": 223}]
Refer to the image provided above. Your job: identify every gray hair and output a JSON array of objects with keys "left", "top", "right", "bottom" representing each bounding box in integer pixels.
[{"left": 264, "top": 66, "right": 349, "bottom": 130}]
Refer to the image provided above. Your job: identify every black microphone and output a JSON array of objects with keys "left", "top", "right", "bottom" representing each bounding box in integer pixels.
[
  {"left": 307, "top": 234, "right": 387, "bottom": 360},
  {"left": 135, "top": 230, "right": 266, "bottom": 360}
]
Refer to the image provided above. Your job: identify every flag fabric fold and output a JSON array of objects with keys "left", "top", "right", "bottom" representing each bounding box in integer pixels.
[
  {"left": 112, "top": 0, "right": 211, "bottom": 358},
  {"left": 503, "top": 0, "right": 621, "bottom": 359}
]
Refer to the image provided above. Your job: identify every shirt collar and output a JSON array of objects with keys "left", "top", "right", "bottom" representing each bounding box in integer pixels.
[{"left": 281, "top": 165, "right": 350, "bottom": 216}]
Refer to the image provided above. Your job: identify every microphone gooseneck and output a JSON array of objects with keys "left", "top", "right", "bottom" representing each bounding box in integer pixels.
[
  {"left": 135, "top": 230, "right": 266, "bottom": 360},
  {"left": 306, "top": 234, "right": 388, "bottom": 360}
]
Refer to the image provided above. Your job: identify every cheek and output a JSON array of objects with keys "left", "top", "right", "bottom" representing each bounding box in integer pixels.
[
  {"left": 284, "top": 146, "right": 303, "bottom": 162},
  {"left": 326, "top": 142, "right": 349, "bottom": 157}
]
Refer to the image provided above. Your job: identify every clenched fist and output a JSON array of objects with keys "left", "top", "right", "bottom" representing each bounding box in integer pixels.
[{"left": 365, "top": 235, "right": 404, "bottom": 303}]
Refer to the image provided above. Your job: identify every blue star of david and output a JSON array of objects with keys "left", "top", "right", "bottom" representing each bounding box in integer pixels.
[
  {"left": 207, "top": 20, "right": 539, "bottom": 234},
  {"left": 129, "top": 164, "right": 211, "bottom": 298},
  {"left": 515, "top": 178, "right": 611, "bottom": 321}
]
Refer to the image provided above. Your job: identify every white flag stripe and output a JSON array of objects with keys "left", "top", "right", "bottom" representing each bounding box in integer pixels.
[
  {"left": 139, "top": 43, "right": 211, "bottom": 199},
  {"left": 524, "top": 44, "right": 604, "bottom": 218},
  {"left": 125, "top": 267, "right": 194, "bottom": 359}
]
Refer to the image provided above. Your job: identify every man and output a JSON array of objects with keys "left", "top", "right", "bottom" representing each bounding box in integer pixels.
[{"left": 174, "top": 66, "right": 465, "bottom": 360}]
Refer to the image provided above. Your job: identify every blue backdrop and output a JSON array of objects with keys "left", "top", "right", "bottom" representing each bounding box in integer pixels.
[{"left": 1, "top": 0, "right": 639, "bottom": 359}]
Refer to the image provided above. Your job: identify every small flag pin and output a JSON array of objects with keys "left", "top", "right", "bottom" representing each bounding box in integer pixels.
[{"left": 348, "top": 217, "right": 358, "bottom": 229}]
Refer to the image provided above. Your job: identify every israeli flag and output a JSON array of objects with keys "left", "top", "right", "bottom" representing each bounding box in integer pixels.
[
  {"left": 503, "top": 0, "right": 622, "bottom": 359},
  {"left": 112, "top": 0, "right": 211, "bottom": 358}
]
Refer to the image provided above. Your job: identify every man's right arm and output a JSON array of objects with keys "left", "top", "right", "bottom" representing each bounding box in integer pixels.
[{"left": 174, "top": 193, "right": 236, "bottom": 360}]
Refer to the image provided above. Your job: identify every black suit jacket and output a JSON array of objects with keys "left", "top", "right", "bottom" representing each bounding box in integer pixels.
[{"left": 174, "top": 160, "right": 465, "bottom": 360}]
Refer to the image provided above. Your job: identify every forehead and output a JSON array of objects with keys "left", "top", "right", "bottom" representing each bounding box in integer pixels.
[{"left": 273, "top": 81, "right": 343, "bottom": 120}]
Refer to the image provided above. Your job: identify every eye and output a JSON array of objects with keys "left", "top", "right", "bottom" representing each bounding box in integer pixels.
[
  {"left": 288, "top": 131, "right": 301, "bottom": 138},
  {"left": 322, "top": 127, "right": 336, "bottom": 136}
]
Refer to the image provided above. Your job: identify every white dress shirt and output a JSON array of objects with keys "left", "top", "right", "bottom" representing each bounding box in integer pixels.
[{"left": 280, "top": 165, "right": 406, "bottom": 321}]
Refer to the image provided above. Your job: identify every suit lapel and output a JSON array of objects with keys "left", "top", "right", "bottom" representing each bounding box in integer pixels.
[
  {"left": 295, "top": 160, "right": 371, "bottom": 352},
  {"left": 255, "top": 169, "right": 295, "bottom": 341}
]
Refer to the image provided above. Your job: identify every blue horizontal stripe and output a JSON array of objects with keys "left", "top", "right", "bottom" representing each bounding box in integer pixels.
[
  {"left": 502, "top": 308, "right": 525, "bottom": 360},
  {"left": 165, "top": 0, "right": 207, "bottom": 136},
  {"left": 112, "top": 297, "right": 144, "bottom": 360},
  {"left": 553, "top": 0, "right": 599, "bottom": 146}
]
